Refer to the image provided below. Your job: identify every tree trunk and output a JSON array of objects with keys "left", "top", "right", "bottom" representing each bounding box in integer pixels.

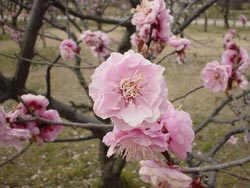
[
  {"left": 222, "top": 0, "right": 230, "bottom": 28},
  {"left": 99, "top": 141, "right": 126, "bottom": 188}
]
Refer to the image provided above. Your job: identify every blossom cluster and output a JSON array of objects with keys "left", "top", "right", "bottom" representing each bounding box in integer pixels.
[
  {"left": 202, "top": 30, "right": 250, "bottom": 93},
  {"left": 89, "top": 50, "right": 194, "bottom": 187},
  {"left": 80, "top": 30, "right": 110, "bottom": 58},
  {"left": 130, "top": 0, "right": 191, "bottom": 63},
  {"left": 0, "top": 94, "right": 64, "bottom": 150}
]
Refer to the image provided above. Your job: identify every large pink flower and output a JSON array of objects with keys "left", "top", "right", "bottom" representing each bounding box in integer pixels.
[
  {"left": 139, "top": 160, "right": 192, "bottom": 188},
  {"left": 201, "top": 61, "right": 231, "bottom": 93},
  {"left": 80, "top": 30, "right": 110, "bottom": 57},
  {"left": 60, "top": 39, "right": 78, "bottom": 61},
  {"left": 160, "top": 104, "right": 194, "bottom": 160},
  {"left": 103, "top": 123, "right": 169, "bottom": 161},
  {"left": 131, "top": 0, "right": 166, "bottom": 27},
  {"left": 89, "top": 50, "right": 168, "bottom": 129}
]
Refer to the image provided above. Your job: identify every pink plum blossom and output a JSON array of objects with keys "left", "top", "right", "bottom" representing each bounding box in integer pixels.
[
  {"left": 0, "top": 127, "right": 30, "bottom": 151},
  {"left": 154, "top": 9, "right": 173, "bottom": 43},
  {"left": 131, "top": 0, "right": 166, "bottom": 27},
  {"left": 80, "top": 30, "right": 110, "bottom": 57},
  {"left": 201, "top": 61, "right": 232, "bottom": 93},
  {"left": 239, "top": 14, "right": 247, "bottom": 25},
  {"left": 39, "top": 109, "right": 64, "bottom": 143},
  {"left": 103, "top": 123, "right": 169, "bottom": 161},
  {"left": 60, "top": 39, "right": 78, "bottom": 61},
  {"left": 8, "top": 94, "right": 63, "bottom": 145},
  {"left": 159, "top": 104, "right": 194, "bottom": 160},
  {"left": 221, "top": 48, "right": 250, "bottom": 74},
  {"left": 227, "top": 135, "right": 238, "bottom": 145},
  {"left": 168, "top": 36, "right": 191, "bottom": 64},
  {"left": 17, "top": 94, "right": 49, "bottom": 116},
  {"left": 89, "top": 50, "right": 168, "bottom": 129},
  {"left": 139, "top": 160, "right": 192, "bottom": 188},
  {"left": 0, "top": 106, "right": 30, "bottom": 151},
  {"left": 223, "top": 29, "right": 236, "bottom": 49}
]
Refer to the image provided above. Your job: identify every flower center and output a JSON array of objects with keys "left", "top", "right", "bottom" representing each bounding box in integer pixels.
[
  {"left": 120, "top": 73, "right": 144, "bottom": 102},
  {"left": 214, "top": 72, "right": 221, "bottom": 80}
]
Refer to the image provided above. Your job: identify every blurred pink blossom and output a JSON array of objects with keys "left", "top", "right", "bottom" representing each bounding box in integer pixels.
[
  {"left": 223, "top": 29, "right": 236, "bottom": 49},
  {"left": 3, "top": 25, "right": 22, "bottom": 43},
  {"left": 89, "top": 50, "right": 168, "bottom": 129},
  {"left": 239, "top": 14, "right": 247, "bottom": 25},
  {"left": 227, "top": 135, "right": 238, "bottom": 145},
  {"left": 103, "top": 124, "right": 169, "bottom": 161},
  {"left": 80, "top": 30, "right": 110, "bottom": 57},
  {"left": 201, "top": 61, "right": 231, "bottom": 93},
  {"left": 139, "top": 160, "right": 192, "bottom": 188},
  {"left": 60, "top": 39, "right": 78, "bottom": 61},
  {"left": 159, "top": 104, "right": 194, "bottom": 160}
]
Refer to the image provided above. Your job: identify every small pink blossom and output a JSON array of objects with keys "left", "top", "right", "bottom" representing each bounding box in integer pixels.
[
  {"left": 224, "top": 29, "right": 236, "bottom": 49},
  {"left": 139, "top": 160, "right": 192, "bottom": 188},
  {"left": 201, "top": 61, "right": 232, "bottom": 93},
  {"left": 168, "top": 36, "right": 191, "bottom": 64},
  {"left": 60, "top": 39, "right": 78, "bottom": 61},
  {"left": 154, "top": 9, "right": 173, "bottom": 43},
  {"left": 80, "top": 30, "right": 110, "bottom": 57},
  {"left": 227, "top": 135, "right": 238, "bottom": 145},
  {"left": 159, "top": 104, "right": 194, "bottom": 159},
  {"left": 18, "top": 94, "right": 49, "bottom": 116},
  {"left": 103, "top": 123, "right": 169, "bottom": 161},
  {"left": 0, "top": 127, "right": 30, "bottom": 151},
  {"left": 131, "top": 0, "right": 166, "bottom": 27},
  {"left": 239, "top": 14, "right": 247, "bottom": 25},
  {"left": 0, "top": 106, "right": 30, "bottom": 151},
  {"left": 39, "top": 110, "right": 64, "bottom": 143},
  {"left": 221, "top": 48, "right": 250, "bottom": 74},
  {"left": 89, "top": 50, "right": 168, "bottom": 129}
]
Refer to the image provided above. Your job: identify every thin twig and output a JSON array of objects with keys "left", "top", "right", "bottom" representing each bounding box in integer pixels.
[
  {"left": 171, "top": 85, "right": 204, "bottom": 103},
  {"left": 156, "top": 51, "right": 176, "bottom": 65},
  {"left": 184, "top": 156, "right": 250, "bottom": 173}
]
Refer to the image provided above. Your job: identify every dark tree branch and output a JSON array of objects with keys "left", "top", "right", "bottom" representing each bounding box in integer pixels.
[{"left": 12, "top": 0, "right": 49, "bottom": 95}]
